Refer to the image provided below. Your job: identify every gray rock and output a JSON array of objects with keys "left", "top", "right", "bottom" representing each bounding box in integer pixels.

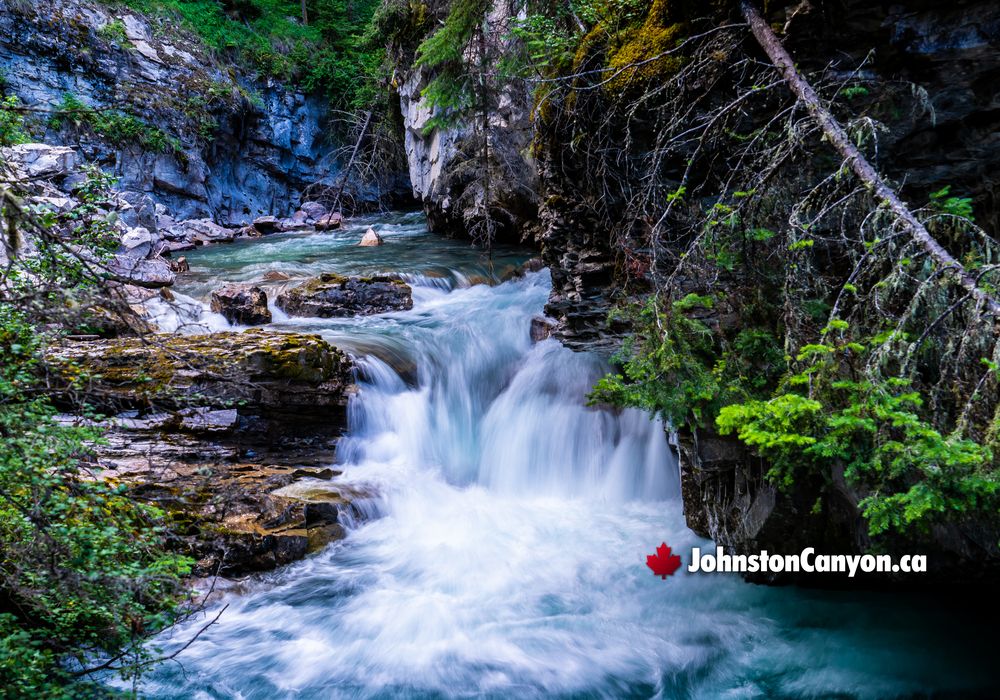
[
  {"left": 276, "top": 274, "right": 413, "bottom": 318},
  {"left": 2, "top": 143, "right": 77, "bottom": 178},
  {"left": 119, "top": 226, "right": 154, "bottom": 258},
  {"left": 210, "top": 283, "right": 272, "bottom": 326},
  {"left": 121, "top": 14, "right": 147, "bottom": 41},
  {"left": 172, "top": 218, "right": 235, "bottom": 245},
  {"left": 179, "top": 407, "right": 239, "bottom": 433},
  {"left": 299, "top": 201, "right": 328, "bottom": 220},
  {"left": 108, "top": 254, "right": 175, "bottom": 287}
]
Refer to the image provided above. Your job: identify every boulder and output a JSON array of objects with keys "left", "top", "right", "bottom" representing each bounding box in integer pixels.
[
  {"left": 210, "top": 283, "right": 272, "bottom": 326},
  {"left": 1, "top": 143, "right": 77, "bottom": 178},
  {"left": 108, "top": 254, "right": 175, "bottom": 287},
  {"left": 314, "top": 212, "right": 343, "bottom": 230},
  {"left": 253, "top": 215, "right": 282, "bottom": 234},
  {"left": 169, "top": 218, "right": 235, "bottom": 245},
  {"left": 170, "top": 256, "right": 189, "bottom": 272},
  {"left": 299, "top": 201, "right": 327, "bottom": 221},
  {"left": 119, "top": 226, "right": 154, "bottom": 258},
  {"left": 276, "top": 274, "right": 413, "bottom": 318},
  {"left": 280, "top": 218, "right": 313, "bottom": 232},
  {"left": 358, "top": 227, "right": 383, "bottom": 247}
]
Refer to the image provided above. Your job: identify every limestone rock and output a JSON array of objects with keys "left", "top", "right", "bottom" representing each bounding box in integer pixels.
[
  {"left": 48, "top": 329, "right": 355, "bottom": 415},
  {"left": 108, "top": 254, "right": 175, "bottom": 287},
  {"left": 119, "top": 226, "right": 154, "bottom": 258},
  {"left": 299, "top": 201, "right": 328, "bottom": 220},
  {"left": 210, "top": 283, "right": 272, "bottom": 326},
  {"left": 2, "top": 143, "right": 77, "bottom": 178},
  {"left": 358, "top": 227, "right": 383, "bottom": 246},
  {"left": 276, "top": 274, "right": 413, "bottom": 318}
]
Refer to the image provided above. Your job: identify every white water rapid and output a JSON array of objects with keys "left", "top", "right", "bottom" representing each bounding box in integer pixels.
[{"left": 138, "top": 214, "right": 998, "bottom": 699}]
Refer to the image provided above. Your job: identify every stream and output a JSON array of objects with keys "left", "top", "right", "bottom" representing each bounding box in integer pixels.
[{"left": 139, "top": 213, "right": 999, "bottom": 699}]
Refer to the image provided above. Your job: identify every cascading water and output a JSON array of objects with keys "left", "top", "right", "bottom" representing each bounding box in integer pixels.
[{"left": 138, "top": 214, "right": 999, "bottom": 699}]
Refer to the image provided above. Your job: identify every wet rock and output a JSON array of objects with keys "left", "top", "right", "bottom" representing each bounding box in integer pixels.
[
  {"left": 170, "top": 256, "right": 189, "bottom": 272},
  {"left": 314, "top": 212, "right": 343, "bottom": 230},
  {"left": 263, "top": 270, "right": 291, "bottom": 281},
  {"left": 358, "top": 227, "right": 383, "bottom": 246},
  {"left": 530, "top": 316, "right": 555, "bottom": 342},
  {"left": 210, "top": 283, "right": 272, "bottom": 326},
  {"left": 253, "top": 215, "right": 282, "bottom": 234},
  {"left": 276, "top": 273, "right": 413, "bottom": 318}
]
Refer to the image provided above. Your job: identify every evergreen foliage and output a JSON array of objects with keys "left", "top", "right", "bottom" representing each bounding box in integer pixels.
[{"left": 0, "top": 171, "right": 193, "bottom": 694}]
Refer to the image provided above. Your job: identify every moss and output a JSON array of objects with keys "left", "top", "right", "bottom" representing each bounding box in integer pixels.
[{"left": 604, "top": 0, "right": 687, "bottom": 93}]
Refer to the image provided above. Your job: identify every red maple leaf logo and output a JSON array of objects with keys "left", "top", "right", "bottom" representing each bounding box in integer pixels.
[{"left": 646, "top": 542, "right": 682, "bottom": 579}]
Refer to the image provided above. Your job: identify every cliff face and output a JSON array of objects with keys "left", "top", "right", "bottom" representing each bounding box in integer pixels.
[
  {"left": 0, "top": 0, "right": 356, "bottom": 224},
  {"left": 393, "top": 0, "right": 538, "bottom": 242}
]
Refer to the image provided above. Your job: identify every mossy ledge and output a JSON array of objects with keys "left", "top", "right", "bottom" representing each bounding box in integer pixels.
[{"left": 45, "top": 329, "right": 356, "bottom": 416}]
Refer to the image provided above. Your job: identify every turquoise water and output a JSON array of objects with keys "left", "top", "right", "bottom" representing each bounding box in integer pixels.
[{"left": 136, "top": 213, "right": 999, "bottom": 699}]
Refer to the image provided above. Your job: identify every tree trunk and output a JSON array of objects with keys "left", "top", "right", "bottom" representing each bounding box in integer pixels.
[
  {"left": 301, "top": 0, "right": 309, "bottom": 25},
  {"left": 740, "top": 0, "right": 1000, "bottom": 316}
]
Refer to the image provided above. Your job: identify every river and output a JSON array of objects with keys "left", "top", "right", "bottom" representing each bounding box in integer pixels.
[{"left": 138, "top": 212, "right": 999, "bottom": 699}]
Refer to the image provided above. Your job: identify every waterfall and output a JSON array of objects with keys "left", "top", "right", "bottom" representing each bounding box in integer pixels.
[{"left": 137, "top": 217, "right": 999, "bottom": 699}]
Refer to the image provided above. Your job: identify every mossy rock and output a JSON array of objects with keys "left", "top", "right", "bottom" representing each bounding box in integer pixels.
[
  {"left": 46, "top": 329, "right": 354, "bottom": 413},
  {"left": 276, "top": 273, "right": 414, "bottom": 318}
]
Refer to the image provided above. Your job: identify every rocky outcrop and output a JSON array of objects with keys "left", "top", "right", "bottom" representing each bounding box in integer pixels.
[
  {"left": 0, "top": 0, "right": 393, "bottom": 225},
  {"left": 47, "top": 329, "right": 361, "bottom": 574},
  {"left": 276, "top": 274, "right": 413, "bottom": 318},
  {"left": 48, "top": 329, "right": 354, "bottom": 418},
  {"left": 210, "top": 284, "right": 272, "bottom": 326},
  {"left": 523, "top": 0, "right": 1000, "bottom": 584},
  {"left": 93, "top": 427, "right": 366, "bottom": 576}
]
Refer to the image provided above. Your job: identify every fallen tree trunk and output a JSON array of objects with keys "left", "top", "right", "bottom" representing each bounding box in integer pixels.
[{"left": 740, "top": 0, "right": 1000, "bottom": 316}]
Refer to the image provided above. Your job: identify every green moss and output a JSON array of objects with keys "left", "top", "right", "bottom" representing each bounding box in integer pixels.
[{"left": 604, "top": 0, "right": 687, "bottom": 93}]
